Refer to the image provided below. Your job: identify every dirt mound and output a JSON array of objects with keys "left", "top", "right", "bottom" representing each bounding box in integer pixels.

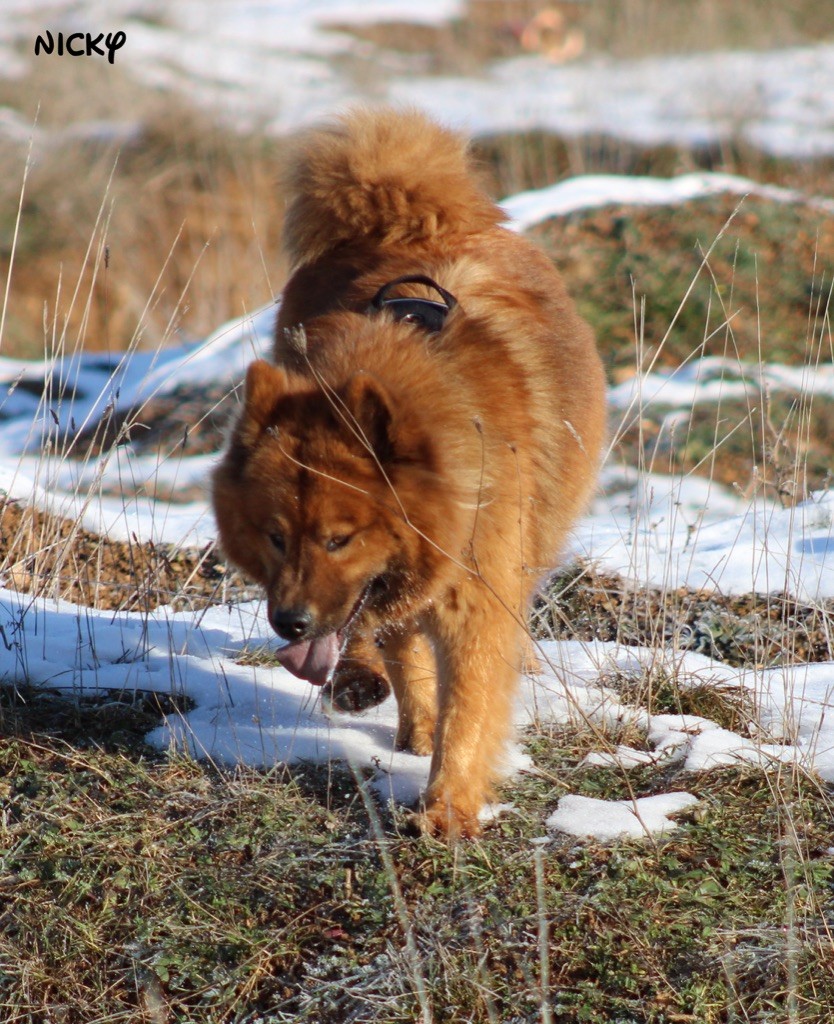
[
  {"left": 0, "top": 497, "right": 257, "bottom": 613},
  {"left": 74, "top": 381, "right": 238, "bottom": 462},
  {"left": 535, "top": 562, "right": 834, "bottom": 668}
]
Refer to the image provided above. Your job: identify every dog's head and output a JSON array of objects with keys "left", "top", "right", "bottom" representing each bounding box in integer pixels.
[{"left": 212, "top": 356, "right": 440, "bottom": 685}]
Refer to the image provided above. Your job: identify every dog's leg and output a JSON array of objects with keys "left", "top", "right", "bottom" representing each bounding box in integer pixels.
[
  {"left": 323, "top": 630, "right": 391, "bottom": 713},
  {"left": 380, "top": 629, "right": 437, "bottom": 756},
  {"left": 414, "top": 583, "right": 522, "bottom": 838},
  {"left": 521, "top": 633, "right": 542, "bottom": 676}
]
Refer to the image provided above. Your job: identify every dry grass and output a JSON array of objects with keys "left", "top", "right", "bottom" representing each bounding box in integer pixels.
[
  {"left": 0, "top": 9, "right": 833, "bottom": 1021},
  {"left": 0, "top": 61, "right": 287, "bottom": 360},
  {"left": 335, "top": 0, "right": 831, "bottom": 70},
  {"left": 1, "top": 723, "right": 832, "bottom": 1023}
]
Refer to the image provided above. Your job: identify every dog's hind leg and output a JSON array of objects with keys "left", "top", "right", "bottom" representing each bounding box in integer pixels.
[
  {"left": 521, "top": 633, "right": 542, "bottom": 676},
  {"left": 380, "top": 630, "right": 437, "bottom": 756}
]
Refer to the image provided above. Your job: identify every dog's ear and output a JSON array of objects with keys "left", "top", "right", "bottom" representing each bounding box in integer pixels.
[
  {"left": 243, "top": 360, "right": 288, "bottom": 428},
  {"left": 342, "top": 373, "right": 394, "bottom": 462}
]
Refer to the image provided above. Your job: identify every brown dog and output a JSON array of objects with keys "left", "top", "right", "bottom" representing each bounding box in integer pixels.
[{"left": 212, "top": 107, "right": 605, "bottom": 837}]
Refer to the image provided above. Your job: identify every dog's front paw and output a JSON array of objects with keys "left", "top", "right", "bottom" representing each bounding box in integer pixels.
[
  {"left": 395, "top": 713, "right": 435, "bottom": 756},
  {"left": 406, "top": 797, "right": 482, "bottom": 840},
  {"left": 323, "top": 664, "right": 391, "bottom": 713}
]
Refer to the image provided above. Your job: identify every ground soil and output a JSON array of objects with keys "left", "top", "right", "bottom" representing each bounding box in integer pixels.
[
  {"left": 0, "top": 496, "right": 255, "bottom": 613},
  {"left": 535, "top": 563, "right": 834, "bottom": 669}
]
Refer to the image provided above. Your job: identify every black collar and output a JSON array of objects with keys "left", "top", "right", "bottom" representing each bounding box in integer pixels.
[{"left": 369, "top": 275, "right": 458, "bottom": 334}]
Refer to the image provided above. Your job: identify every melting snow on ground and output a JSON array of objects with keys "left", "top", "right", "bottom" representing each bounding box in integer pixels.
[
  {"left": 546, "top": 792, "right": 701, "bottom": 842},
  {"left": 2, "top": 3, "right": 834, "bottom": 157},
  {"left": 2, "top": 172, "right": 834, "bottom": 842}
]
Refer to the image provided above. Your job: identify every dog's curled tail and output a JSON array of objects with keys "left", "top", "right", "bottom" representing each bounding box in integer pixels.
[{"left": 282, "top": 107, "right": 504, "bottom": 268}]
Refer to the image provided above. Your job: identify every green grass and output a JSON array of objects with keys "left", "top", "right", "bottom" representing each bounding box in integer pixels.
[
  {"left": 1, "top": 724, "right": 832, "bottom": 1023},
  {"left": 529, "top": 195, "right": 834, "bottom": 378}
]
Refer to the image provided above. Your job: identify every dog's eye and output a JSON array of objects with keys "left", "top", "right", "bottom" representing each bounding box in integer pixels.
[
  {"left": 325, "top": 534, "right": 351, "bottom": 553},
  {"left": 269, "top": 532, "right": 286, "bottom": 554}
]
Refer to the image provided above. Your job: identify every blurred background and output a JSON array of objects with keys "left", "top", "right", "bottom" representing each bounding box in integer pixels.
[{"left": 0, "top": 0, "right": 832, "bottom": 370}]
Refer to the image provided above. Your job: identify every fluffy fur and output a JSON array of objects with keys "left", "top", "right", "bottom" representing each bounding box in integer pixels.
[{"left": 212, "top": 107, "right": 606, "bottom": 837}]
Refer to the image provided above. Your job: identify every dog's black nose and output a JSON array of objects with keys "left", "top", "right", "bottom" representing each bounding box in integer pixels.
[{"left": 271, "top": 608, "right": 312, "bottom": 642}]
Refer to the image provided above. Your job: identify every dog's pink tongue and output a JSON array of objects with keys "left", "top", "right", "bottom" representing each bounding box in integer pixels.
[{"left": 275, "top": 634, "right": 340, "bottom": 686}]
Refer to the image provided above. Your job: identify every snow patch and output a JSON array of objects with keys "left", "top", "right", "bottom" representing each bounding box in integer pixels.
[
  {"left": 502, "top": 172, "right": 834, "bottom": 232},
  {"left": 546, "top": 792, "right": 700, "bottom": 841}
]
